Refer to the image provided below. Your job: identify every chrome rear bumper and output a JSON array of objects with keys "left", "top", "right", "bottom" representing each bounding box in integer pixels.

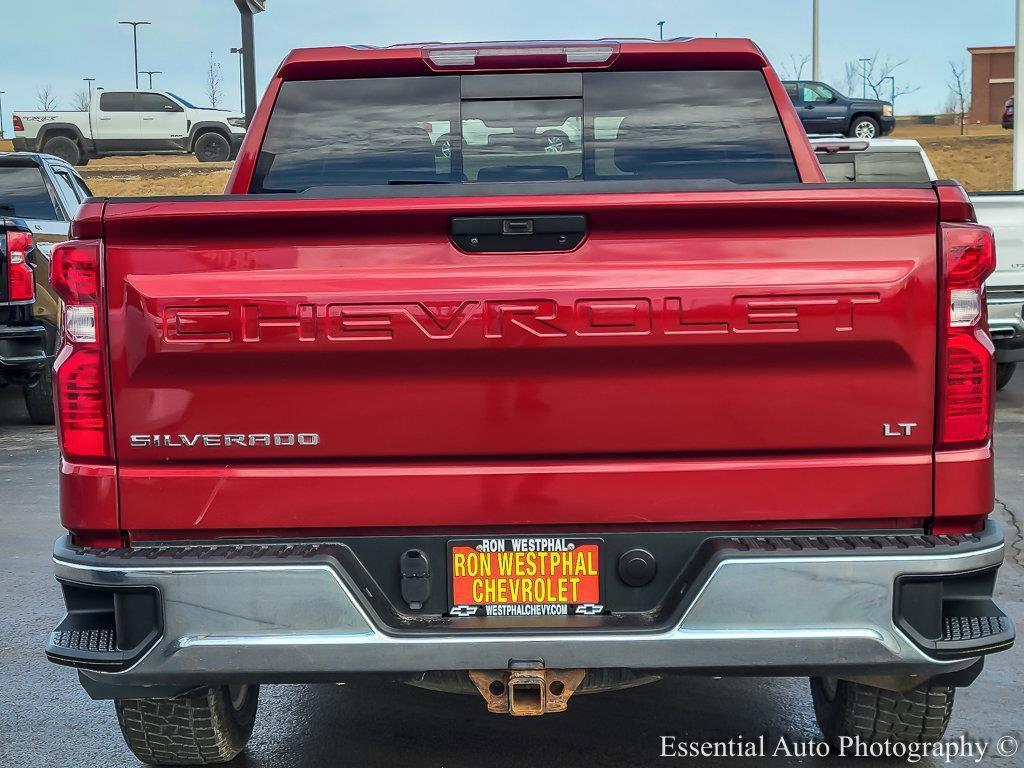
[{"left": 51, "top": 523, "right": 1013, "bottom": 696}]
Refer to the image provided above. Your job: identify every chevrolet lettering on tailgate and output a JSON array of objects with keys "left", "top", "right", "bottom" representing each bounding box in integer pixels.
[{"left": 161, "top": 293, "right": 882, "bottom": 344}]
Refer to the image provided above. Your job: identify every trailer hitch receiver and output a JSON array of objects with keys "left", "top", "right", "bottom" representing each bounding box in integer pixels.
[{"left": 469, "top": 663, "right": 586, "bottom": 716}]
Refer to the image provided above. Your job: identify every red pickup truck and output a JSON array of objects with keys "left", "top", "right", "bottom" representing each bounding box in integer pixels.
[{"left": 46, "top": 38, "right": 1013, "bottom": 765}]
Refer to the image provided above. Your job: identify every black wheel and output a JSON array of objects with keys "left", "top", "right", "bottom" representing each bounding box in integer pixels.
[
  {"left": 42, "top": 135, "right": 82, "bottom": 166},
  {"left": 541, "top": 130, "right": 570, "bottom": 154},
  {"left": 811, "top": 678, "right": 954, "bottom": 745},
  {"left": 434, "top": 134, "right": 453, "bottom": 160},
  {"left": 848, "top": 116, "right": 880, "bottom": 139},
  {"left": 23, "top": 368, "right": 54, "bottom": 425},
  {"left": 115, "top": 685, "right": 259, "bottom": 765},
  {"left": 194, "top": 132, "right": 231, "bottom": 163},
  {"left": 996, "top": 362, "right": 1016, "bottom": 391}
]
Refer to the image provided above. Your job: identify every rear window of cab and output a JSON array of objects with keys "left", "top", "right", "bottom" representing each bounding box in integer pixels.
[
  {"left": 0, "top": 165, "right": 57, "bottom": 220},
  {"left": 250, "top": 70, "right": 799, "bottom": 194}
]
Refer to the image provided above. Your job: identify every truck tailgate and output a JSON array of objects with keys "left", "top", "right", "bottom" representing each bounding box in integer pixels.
[{"left": 101, "top": 186, "right": 939, "bottom": 535}]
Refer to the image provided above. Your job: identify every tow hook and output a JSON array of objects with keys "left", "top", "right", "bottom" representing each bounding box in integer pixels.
[{"left": 468, "top": 663, "right": 586, "bottom": 716}]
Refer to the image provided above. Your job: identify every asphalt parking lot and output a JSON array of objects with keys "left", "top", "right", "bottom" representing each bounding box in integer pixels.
[{"left": 1, "top": 381, "right": 1022, "bottom": 768}]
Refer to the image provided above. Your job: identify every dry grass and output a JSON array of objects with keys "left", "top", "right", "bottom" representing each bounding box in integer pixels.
[
  {"left": 86, "top": 155, "right": 231, "bottom": 170},
  {"left": 892, "top": 122, "right": 1008, "bottom": 139},
  {"left": 82, "top": 168, "right": 232, "bottom": 197},
  {"left": 81, "top": 154, "right": 231, "bottom": 197},
  {"left": 62, "top": 124, "right": 1017, "bottom": 198},
  {"left": 918, "top": 135, "right": 1012, "bottom": 192},
  {"left": 886, "top": 123, "right": 1012, "bottom": 191}
]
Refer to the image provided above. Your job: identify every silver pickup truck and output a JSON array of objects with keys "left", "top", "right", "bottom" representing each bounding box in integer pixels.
[{"left": 811, "top": 137, "right": 1024, "bottom": 389}]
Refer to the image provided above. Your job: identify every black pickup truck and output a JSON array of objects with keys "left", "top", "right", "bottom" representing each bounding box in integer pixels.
[{"left": 783, "top": 80, "right": 895, "bottom": 138}]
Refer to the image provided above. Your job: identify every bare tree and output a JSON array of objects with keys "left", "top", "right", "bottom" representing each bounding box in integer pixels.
[
  {"left": 839, "top": 61, "right": 860, "bottom": 96},
  {"left": 947, "top": 60, "right": 970, "bottom": 136},
  {"left": 71, "top": 88, "right": 91, "bottom": 111},
  {"left": 842, "top": 54, "right": 918, "bottom": 102},
  {"left": 206, "top": 52, "right": 224, "bottom": 109},
  {"left": 35, "top": 85, "right": 58, "bottom": 111},
  {"left": 779, "top": 53, "right": 811, "bottom": 80}
]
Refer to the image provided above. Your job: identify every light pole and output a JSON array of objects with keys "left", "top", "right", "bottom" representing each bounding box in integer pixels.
[
  {"left": 657, "top": 21, "right": 665, "bottom": 40},
  {"left": 0, "top": 91, "right": 5, "bottom": 140},
  {"left": 232, "top": 1, "right": 266, "bottom": 127},
  {"left": 230, "top": 47, "right": 244, "bottom": 112},
  {"left": 83, "top": 78, "right": 96, "bottom": 100},
  {"left": 118, "top": 21, "right": 151, "bottom": 89},
  {"left": 140, "top": 70, "right": 162, "bottom": 89},
  {"left": 812, "top": 0, "right": 820, "bottom": 80},
  {"left": 859, "top": 57, "right": 871, "bottom": 98}
]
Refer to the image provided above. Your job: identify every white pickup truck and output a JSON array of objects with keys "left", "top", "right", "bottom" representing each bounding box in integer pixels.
[
  {"left": 12, "top": 90, "right": 246, "bottom": 166},
  {"left": 812, "top": 137, "right": 1024, "bottom": 389}
]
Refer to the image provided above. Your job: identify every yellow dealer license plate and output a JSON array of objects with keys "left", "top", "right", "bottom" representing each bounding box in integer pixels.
[{"left": 448, "top": 537, "right": 603, "bottom": 618}]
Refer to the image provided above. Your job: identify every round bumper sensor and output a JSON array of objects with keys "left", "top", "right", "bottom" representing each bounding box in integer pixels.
[{"left": 618, "top": 548, "right": 657, "bottom": 587}]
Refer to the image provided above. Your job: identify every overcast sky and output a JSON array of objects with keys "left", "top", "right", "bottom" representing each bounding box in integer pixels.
[{"left": 0, "top": 0, "right": 1016, "bottom": 136}]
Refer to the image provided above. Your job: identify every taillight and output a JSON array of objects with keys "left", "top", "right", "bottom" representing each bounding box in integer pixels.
[
  {"left": 12, "top": 114, "right": 24, "bottom": 132},
  {"left": 5, "top": 230, "right": 35, "bottom": 302},
  {"left": 50, "top": 240, "right": 111, "bottom": 463},
  {"left": 50, "top": 240, "right": 100, "bottom": 304},
  {"left": 938, "top": 223, "right": 996, "bottom": 448}
]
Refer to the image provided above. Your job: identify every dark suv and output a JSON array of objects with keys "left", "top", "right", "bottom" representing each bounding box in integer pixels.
[{"left": 783, "top": 80, "right": 895, "bottom": 138}]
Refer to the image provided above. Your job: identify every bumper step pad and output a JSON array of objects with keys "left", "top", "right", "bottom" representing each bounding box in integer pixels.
[
  {"left": 943, "top": 616, "right": 1013, "bottom": 642},
  {"left": 45, "top": 584, "right": 161, "bottom": 671},
  {"left": 51, "top": 628, "right": 117, "bottom": 654},
  {"left": 896, "top": 566, "right": 1015, "bottom": 660}
]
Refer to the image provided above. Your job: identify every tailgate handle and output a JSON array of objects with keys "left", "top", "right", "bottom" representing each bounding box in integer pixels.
[
  {"left": 451, "top": 214, "right": 586, "bottom": 253},
  {"left": 502, "top": 219, "right": 533, "bottom": 235}
]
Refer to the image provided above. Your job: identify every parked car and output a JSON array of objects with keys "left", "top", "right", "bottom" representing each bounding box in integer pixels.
[
  {"left": 12, "top": 90, "right": 246, "bottom": 165},
  {"left": 424, "top": 117, "right": 582, "bottom": 159},
  {"left": 46, "top": 38, "right": 1013, "bottom": 766},
  {"left": 783, "top": 80, "right": 895, "bottom": 138},
  {"left": 0, "top": 152, "right": 91, "bottom": 422},
  {"left": 811, "top": 136, "right": 1024, "bottom": 389},
  {"left": 1004, "top": 96, "right": 1014, "bottom": 130}
]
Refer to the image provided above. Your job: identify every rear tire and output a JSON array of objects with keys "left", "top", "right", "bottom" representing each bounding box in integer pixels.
[
  {"left": 996, "top": 362, "right": 1016, "bottom": 391},
  {"left": 193, "top": 132, "right": 231, "bottom": 163},
  {"left": 23, "top": 368, "right": 54, "bottom": 425},
  {"left": 810, "top": 678, "right": 954, "bottom": 745},
  {"left": 42, "top": 135, "right": 82, "bottom": 166},
  {"left": 848, "top": 116, "right": 880, "bottom": 139},
  {"left": 115, "top": 685, "right": 259, "bottom": 766}
]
